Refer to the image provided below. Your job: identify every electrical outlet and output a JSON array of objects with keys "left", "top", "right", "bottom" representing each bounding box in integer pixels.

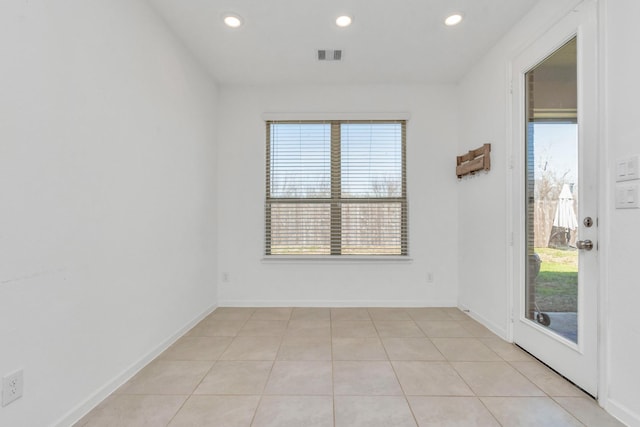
[
  {"left": 427, "top": 272, "right": 434, "bottom": 283},
  {"left": 2, "top": 369, "right": 23, "bottom": 407},
  {"left": 222, "top": 272, "right": 230, "bottom": 283}
]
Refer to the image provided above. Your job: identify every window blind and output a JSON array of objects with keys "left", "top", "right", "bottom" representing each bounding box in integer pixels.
[{"left": 265, "top": 120, "right": 407, "bottom": 256}]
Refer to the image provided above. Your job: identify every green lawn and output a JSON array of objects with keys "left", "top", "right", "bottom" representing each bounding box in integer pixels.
[{"left": 534, "top": 247, "right": 578, "bottom": 312}]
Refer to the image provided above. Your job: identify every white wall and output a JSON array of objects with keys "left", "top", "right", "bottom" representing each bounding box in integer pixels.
[
  {"left": 601, "top": 1, "right": 640, "bottom": 424},
  {"left": 457, "top": 0, "right": 581, "bottom": 341},
  {"left": 217, "top": 85, "right": 459, "bottom": 307},
  {"left": 458, "top": 0, "right": 640, "bottom": 424},
  {"left": 0, "top": 1, "right": 218, "bottom": 426}
]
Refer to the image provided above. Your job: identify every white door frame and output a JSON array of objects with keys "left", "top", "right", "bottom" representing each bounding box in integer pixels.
[
  {"left": 594, "top": 0, "right": 610, "bottom": 409},
  {"left": 506, "top": 0, "right": 601, "bottom": 397}
]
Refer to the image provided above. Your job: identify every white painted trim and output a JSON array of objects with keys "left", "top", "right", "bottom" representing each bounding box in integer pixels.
[
  {"left": 261, "top": 256, "right": 413, "bottom": 264},
  {"left": 261, "top": 112, "right": 411, "bottom": 121},
  {"left": 505, "top": 58, "right": 515, "bottom": 343},
  {"left": 219, "top": 300, "right": 458, "bottom": 308},
  {"left": 54, "top": 304, "right": 218, "bottom": 427},
  {"left": 596, "top": 0, "right": 611, "bottom": 411},
  {"left": 504, "top": 0, "right": 586, "bottom": 344},
  {"left": 459, "top": 303, "right": 509, "bottom": 339},
  {"left": 605, "top": 399, "right": 640, "bottom": 427},
  {"left": 506, "top": 0, "right": 585, "bottom": 60}
]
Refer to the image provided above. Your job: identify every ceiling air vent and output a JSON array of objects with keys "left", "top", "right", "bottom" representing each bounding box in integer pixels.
[{"left": 317, "top": 49, "right": 343, "bottom": 61}]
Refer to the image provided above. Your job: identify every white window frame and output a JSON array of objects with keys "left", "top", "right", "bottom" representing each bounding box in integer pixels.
[{"left": 264, "top": 117, "right": 409, "bottom": 258}]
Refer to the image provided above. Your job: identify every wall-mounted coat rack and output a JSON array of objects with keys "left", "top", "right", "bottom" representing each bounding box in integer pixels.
[{"left": 456, "top": 143, "right": 491, "bottom": 179}]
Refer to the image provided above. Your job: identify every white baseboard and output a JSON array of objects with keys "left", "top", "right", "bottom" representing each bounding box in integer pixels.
[
  {"left": 219, "top": 299, "right": 458, "bottom": 308},
  {"left": 53, "top": 304, "right": 217, "bottom": 427},
  {"left": 458, "top": 303, "right": 508, "bottom": 339},
  {"left": 605, "top": 398, "right": 640, "bottom": 427}
]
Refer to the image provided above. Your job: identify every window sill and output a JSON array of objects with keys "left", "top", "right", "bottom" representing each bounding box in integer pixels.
[{"left": 261, "top": 256, "right": 413, "bottom": 264}]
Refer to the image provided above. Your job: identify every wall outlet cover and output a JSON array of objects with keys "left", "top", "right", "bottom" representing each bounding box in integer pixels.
[{"left": 2, "top": 369, "right": 24, "bottom": 407}]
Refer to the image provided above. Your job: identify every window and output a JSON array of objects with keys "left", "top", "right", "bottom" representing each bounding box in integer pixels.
[{"left": 265, "top": 120, "right": 407, "bottom": 256}]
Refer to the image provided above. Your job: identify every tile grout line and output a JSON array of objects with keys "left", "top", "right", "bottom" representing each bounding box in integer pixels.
[
  {"left": 504, "top": 359, "right": 589, "bottom": 427},
  {"left": 480, "top": 396, "right": 588, "bottom": 427},
  {"left": 469, "top": 323, "right": 516, "bottom": 427},
  {"left": 374, "top": 307, "right": 421, "bottom": 427},
  {"left": 435, "top": 308, "right": 505, "bottom": 427},
  {"left": 410, "top": 308, "right": 510, "bottom": 426},
  {"left": 81, "top": 307, "right": 600, "bottom": 427},
  {"left": 248, "top": 308, "right": 289, "bottom": 426},
  {"left": 548, "top": 396, "right": 593, "bottom": 427},
  {"left": 330, "top": 310, "right": 336, "bottom": 427},
  {"left": 446, "top": 345, "right": 571, "bottom": 427},
  {"left": 164, "top": 307, "right": 255, "bottom": 426}
]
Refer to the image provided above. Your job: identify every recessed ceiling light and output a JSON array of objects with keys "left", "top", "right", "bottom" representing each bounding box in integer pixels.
[
  {"left": 444, "top": 13, "right": 463, "bottom": 26},
  {"left": 335, "top": 15, "right": 353, "bottom": 27},
  {"left": 223, "top": 14, "right": 243, "bottom": 28}
]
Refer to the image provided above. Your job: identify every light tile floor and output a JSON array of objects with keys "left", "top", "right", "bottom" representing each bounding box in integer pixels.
[{"left": 76, "top": 307, "right": 625, "bottom": 427}]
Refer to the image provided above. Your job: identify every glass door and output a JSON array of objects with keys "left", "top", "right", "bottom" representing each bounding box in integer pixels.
[
  {"left": 525, "top": 38, "right": 580, "bottom": 344},
  {"left": 511, "top": 1, "right": 598, "bottom": 396}
]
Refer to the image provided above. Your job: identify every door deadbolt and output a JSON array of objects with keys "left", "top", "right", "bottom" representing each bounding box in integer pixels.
[{"left": 583, "top": 217, "right": 593, "bottom": 228}]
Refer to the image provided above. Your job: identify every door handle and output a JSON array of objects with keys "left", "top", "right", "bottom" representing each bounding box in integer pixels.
[{"left": 576, "top": 239, "right": 594, "bottom": 251}]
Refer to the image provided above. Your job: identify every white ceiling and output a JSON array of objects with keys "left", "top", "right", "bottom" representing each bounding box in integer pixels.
[{"left": 148, "top": 0, "right": 539, "bottom": 85}]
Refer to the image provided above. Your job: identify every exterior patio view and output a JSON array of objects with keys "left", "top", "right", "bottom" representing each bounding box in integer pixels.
[{"left": 526, "top": 37, "right": 580, "bottom": 343}]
